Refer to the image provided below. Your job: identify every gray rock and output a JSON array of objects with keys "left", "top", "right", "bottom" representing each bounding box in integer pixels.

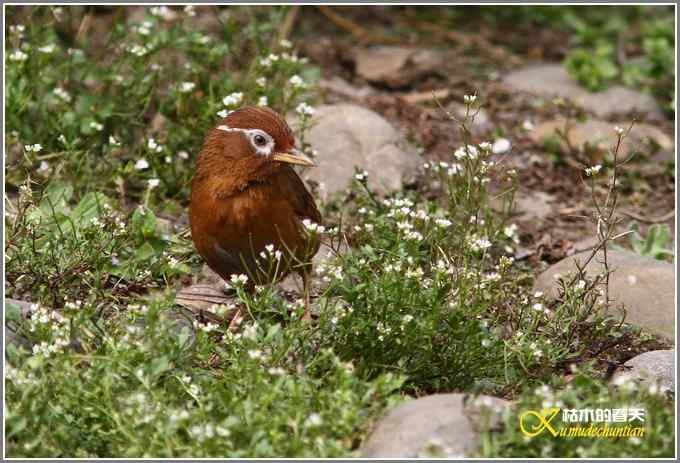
[
  {"left": 503, "top": 64, "right": 661, "bottom": 118},
  {"left": 302, "top": 104, "right": 423, "bottom": 200},
  {"left": 534, "top": 250, "right": 675, "bottom": 340},
  {"left": 612, "top": 350, "right": 675, "bottom": 394},
  {"left": 354, "top": 46, "right": 444, "bottom": 88},
  {"left": 529, "top": 117, "right": 674, "bottom": 158},
  {"left": 513, "top": 191, "right": 556, "bottom": 222},
  {"left": 361, "top": 393, "right": 510, "bottom": 458}
]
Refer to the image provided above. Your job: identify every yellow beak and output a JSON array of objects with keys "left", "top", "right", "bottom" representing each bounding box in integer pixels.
[{"left": 271, "top": 149, "right": 315, "bottom": 167}]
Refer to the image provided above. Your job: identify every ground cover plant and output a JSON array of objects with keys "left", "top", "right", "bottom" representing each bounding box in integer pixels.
[{"left": 4, "top": 5, "right": 675, "bottom": 458}]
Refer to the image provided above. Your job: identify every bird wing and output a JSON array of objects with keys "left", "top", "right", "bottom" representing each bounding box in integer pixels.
[{"left": 279, "top": 165, "right": 322, "bottom": 225}]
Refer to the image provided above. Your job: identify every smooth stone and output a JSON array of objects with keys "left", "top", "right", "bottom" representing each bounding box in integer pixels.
[
  {"left": 302, "top": 104, "right": 423, "bottom": 200},
  {"left": 534, "top": 250, "right": 675, "bottom": 340},
  {"left": 503, "top": 64, "right": 661, "bottom": 118},
  {"left": 612, "top": 350, "right": 675, "bottom": 394},
  {"left": 513, "top": 191, "right": 556, "bottom": 222},
  {"left": 530, "top": 117, "right": 674, "bottom": 158},
  {"left": 361, "top": 393, "right": 510, "bottom": 458},
  {"left": 354, "top": 46, "right": 444, "bottom": 88}
]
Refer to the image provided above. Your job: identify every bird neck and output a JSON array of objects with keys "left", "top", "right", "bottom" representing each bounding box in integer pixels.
[{"left": 193, "top": 155, "right": 280, "bottom": 199}]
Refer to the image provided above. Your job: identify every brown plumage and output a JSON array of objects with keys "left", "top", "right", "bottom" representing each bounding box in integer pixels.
[{"left": 190, "top": 106, "right": 321, "bottom": 322}]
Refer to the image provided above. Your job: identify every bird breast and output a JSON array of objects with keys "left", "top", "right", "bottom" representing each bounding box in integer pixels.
[{"left": 190, "top": 172, "right": 316, "bottom": 283}]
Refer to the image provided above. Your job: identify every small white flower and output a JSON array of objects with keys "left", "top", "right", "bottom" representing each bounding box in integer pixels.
[
  {"left": 147, "top": 138, "right": 163, "bottom": 153},
  {"left": 289, "top": 75, "right": 305, "bottom": 88},
  {"left": 89, "top": 121, "right": 104, "bottom": 131},
  {"left": 463, "top": 94, "right": 477, "bottom": 104},
  {"left": 584, "top": 165, "right": 602, "bottom": 176},
  {"left": 108, "top": 135, "right": 120, "bottom": 146},
  {"left": 575, "top": 280, "right": 586, "bottom": 290},
  {"left": 178, "top": 150, "right": 189, "bottom": 160},
  {"left": 38, "top": 44, "right": 56, "bottom": 53},
  {"left": 257, "top": 96, "right": 268, "bottom": 106},
  {"left": 128, "top": 44, "right": 149, "bottom": 57},
  {"left": 222, "top": 92, "right": 243, "bottom": 107},
  {"left": 247, "top": 349, "right": 263, "bottom": 360},
  {"left": 492, "top": 138, "right": 511, "bottom": 154},
  {"left": 533, "top": 291, "right": 543, "bottom": 298},
  {"left": 148, "top": 178, "right": 160, "bottom": 188},
  {"left": 279, "top": 39, "right": 293, "bottom": 49},
  {"left": 478, "top": 141, "right": 492, "bottom": 151},
  {"left": 522, "top": 120, "right": 534, "bottom": 131},
  {"left": 304, "top": 413, "right": 323, "bottom": 428},
  {"left": 354, "top": 171, "right": 367, "bottom": 181},
  {"left": 9, "top": 50, "right": 28, "bottom": 62},
  {"left": 532, "top": 303, "right": 544, "bottom": 312},
  {"left": 137, "top": 22, "right": 152, "bottom": 35},
  {"left": 268, "top": 367, "right": 286, "bottom": 376},
  {"left": 37, "top": 161, "right": 50, "bottom": 173},
  {"left": 295, "top": 102, "right": 315, "bottom": 116},
  {"left": 217, "top": 109, "right": 231, "bottom": 118},
  {"left": 184, "top": 5, "right": 196, "bottom": 16},
  {"left": 255, "top": 77, "right": 267, "bottom": 87},
  {"left": 24, "top": 144, "right": 43, "bottom": 153},
  {"left": 135, "top": 158, "right": 150, "bottom": 170},
  {"left": 614, "top": 126, "right": 625, "bottom": 135},
  {"left": 230, "top": 273, "right": 249, "bottom": 285},
  {"left": 149, "top": 6, "right": 175, "bottom": 21},
  {"left": 179, "top": 81, "right": 196, "bottom": 93}
]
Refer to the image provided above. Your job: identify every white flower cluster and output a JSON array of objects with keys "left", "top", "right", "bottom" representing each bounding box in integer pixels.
[
  {"left": 503, "top": 223, "right": 519, "bottom": 243},
  {"left": 9, "top": 49, "right": 28, "bottom": 62},
  {"left": 128, "top": 44, "right": 149, "bottom": 57},
  {"left": 463, "top": 94, "right": 477, "bottom": 104},
  {"left": 188, "top": 422, "right": 231, "bottom": 442},
  {"left": 230, "top": 273, "right": 249, "bottom": 285},
  {"left": 147, "top": 138, "right": 163, "bottom": 153},
  {"left": 149, "top": 6, "right": 176, "bottom": 21},
  {"left": 38, "top": 44, "right": 56, "bottom": 53},
  {"left": 24, "top": 143, "right": 43, "bottom": 152},
  {"left": 178, "top": 81, "right": 195, "bottom": 93},
  {"left": 315, "top": 261, "right": 343, "bottom": 283},
  {"left": 222, "top": 91, "right": 243, "bottom": 107},
  {"left": 296, "top": 102, "right": 315, "bottom": 116},
  {"left": 468, "top": 235, "right": 492, "bottom": 252},
  {"left": 302, "top": 218, "right": 325, "bottom": 233},
  {"left": 585, "top": 165, "right": 602, "bottom": 176},
  {"left": 136, "top": 21, "right": 153, "bottom": 36},
  {"left": 259, "top": 243, "right": 283, "bottom": 261},
  {"left": 29, "top": 305, "right": 70, "bottom": 358}
]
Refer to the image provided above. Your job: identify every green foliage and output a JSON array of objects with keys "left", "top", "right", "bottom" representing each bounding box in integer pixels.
[
  {"left": 612, "top": 222, "right": 674, "bottom": 261},
  {"left": 560, "top": 8, "right": 674, "bottom": 109},
  {"left": 564, "top": 45, "right": 619, "bottom": 92},
  {"left": 4, "top": 5, "right": 673, "bottom": 458}
]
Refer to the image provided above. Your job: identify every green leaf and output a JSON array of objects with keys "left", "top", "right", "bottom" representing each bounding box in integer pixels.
[
  {"left": 149, "top": 355, "right": 171, "bottom": 378},
  {"left": 71, "top": 192, "right": 109, "bottom": 225},
  {"left": 131, "top": 207, "right": 157, "bottom": 239},
  {"left": 6, "top": 301, "right": 22, "bottom": 323}
]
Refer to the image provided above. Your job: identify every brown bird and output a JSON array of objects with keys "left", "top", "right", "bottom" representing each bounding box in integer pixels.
[{"left": 189, "top": 106, "right": 321, "bottom": 324}]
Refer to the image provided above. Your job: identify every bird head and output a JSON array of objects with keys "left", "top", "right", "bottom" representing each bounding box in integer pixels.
[{"left": 203, "top": 106, "right": 314, "bottom": 169}]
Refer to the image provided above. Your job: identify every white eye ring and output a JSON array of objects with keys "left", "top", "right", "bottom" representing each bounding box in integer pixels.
[
  {"left": 217, "top": 125, "right": 274, "bottom": 157},
  {"left": 246, "top": 129, "right": 274, "bottom": 156}
]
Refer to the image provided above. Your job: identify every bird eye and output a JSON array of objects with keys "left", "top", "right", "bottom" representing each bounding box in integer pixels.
[{"left": 253, "top": 134, "right": 267, "bottom": 146}]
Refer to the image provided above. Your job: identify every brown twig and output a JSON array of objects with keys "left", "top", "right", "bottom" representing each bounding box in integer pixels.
[{"left": 316, "top": 6, "right": 398, "bottom": 45}]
